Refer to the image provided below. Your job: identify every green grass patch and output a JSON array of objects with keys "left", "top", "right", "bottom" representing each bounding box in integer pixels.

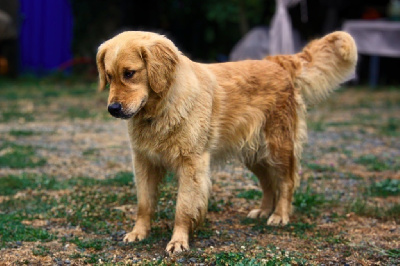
[
  {"left": 208, "top": 198, "right": 224, "bottom": 212},
  {"left": 343, "top": 172, "right": 363, "bottom": 180},
  {"left": 0, "top": 171, "right": 134, "bottom": 196},
  {"left": 385, "top": 204, "right": 400, "bottom": 222},
  {"left": 0, "top": 172, "right": 137, "bottom": 244},
  {"left": 294, "top": 184, "right": 325, "bottom": 217},
  {"left": 308, "top": 120, "right": 326, "bottom": 132},
  {"left": 32, "top": 245, "right": 51, "bottom": 256},
  {"left": 122, "top": 226, "right": 170, "bottom": 250},
  {"left": 0, "top": 173, "right": 66, "bottom": 196},
  {"left": 305, "top": 163, "right": 335, "bottom": 172},
  {"left": 0, "top": 110, "right": 35, "bottom": 123},
  {"left": 386, "top": 248, "right": 400, "bottom": 259},
  {"left": 0, "top": 80, "right": 96, "bottom": 101},
  {"left": 214, "top": 252, "right": 249, "bottom": 265},
  {"left": 212, "top": 246, "right": 308, "bottom": 265},
  {"left": 68, "top": 251, "right": 112, "bottom": 263},
  {"left": 355, "top": 155, "right": 398, "bottom": 171},
  {"left": 155, "top": 173, "right": 177, "bottom": 221},
  {"left": 66, "top": 106, "right": 97, "bottom": 120},
  {"left": 236, "top": 189, "right": 262, "bottom": 200},
  {"left": 101, "top": 171, "right": 133, "bottom": 186},
  {"left": 370, "top": 179, "right": 400, "bottom": 197},
  {"left": 0, "top": 214, "right": 55, "bottom": 248},
  {"left": 349, "top": 198, "right": 400, "bottom": 222},
  {"left": 56, "top": 187, "right": 132, "bottom": 233},
  {"left": 9, "top": 129, "right": 36, "bottom": 136},
  {"left": 241, "top": 217, "right": 315, "bottom": 237},
  {"left": 312, "top": 229, "right": 349, "bottom": 245},
  {"left": 68, "top": 237, "right": 109, "bottom": 251},
  {"left": 0, "top": 142, "right": 46, "bottom": 169},
  {"left": 325, "top": 121, "right": 353, "bottom": 127},
  {"left": 82, "top": 148, "right": 99, "bottom": 157},
  {"left": 381, "top": 117, "right": 400, "bottom": 136}
]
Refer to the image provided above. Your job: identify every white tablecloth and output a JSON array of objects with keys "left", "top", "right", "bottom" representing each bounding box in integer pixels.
[{"left": 343, "top": 20, "right": 400, "bottom": 58}]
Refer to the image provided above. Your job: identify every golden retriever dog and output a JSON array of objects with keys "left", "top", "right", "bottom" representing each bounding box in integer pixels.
[{"left": 96, "top": 31, "right": 357, "bottom": 254}]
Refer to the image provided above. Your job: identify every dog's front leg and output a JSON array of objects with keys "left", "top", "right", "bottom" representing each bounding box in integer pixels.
[
  {"left": 123, "top": 154, "right": 165, "bottom": 243},
  {"left": 166, "top": 152, "right": 211, "bottom": 255}
]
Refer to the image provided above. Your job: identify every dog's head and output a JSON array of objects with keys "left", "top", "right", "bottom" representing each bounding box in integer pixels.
[{"left": 96, "top": 31, "right": 179, "bottom": 119}]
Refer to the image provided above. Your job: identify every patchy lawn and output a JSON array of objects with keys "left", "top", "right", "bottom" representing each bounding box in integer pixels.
[{"left": 0, "top": 79, "right": 399, "bottom": 264}]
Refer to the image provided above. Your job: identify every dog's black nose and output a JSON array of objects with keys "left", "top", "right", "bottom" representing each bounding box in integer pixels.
[{"left": 108, "top": 102, "right": 122, "bottom": 116}]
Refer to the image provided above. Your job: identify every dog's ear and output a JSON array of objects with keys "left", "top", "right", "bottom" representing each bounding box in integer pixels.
[
  {"left": 96, "top": 44, "right": 107, "bottom": 91},
  {"left": 141, "top": 41, "right": 179, "bottom": 94}
]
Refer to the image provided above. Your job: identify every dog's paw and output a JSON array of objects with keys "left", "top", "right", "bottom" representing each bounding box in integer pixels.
[
  {"left": 247, "top": 208, "right": 270, "bottom": 219},
  {"left": 123, "top": 228, "right": 149, "bottom": 243},
  {"left": 267, "top": 213, "right": 289, "bottom": 226},
  {"left": 166, "top": 239, "right": 189, "bottom": 255}
]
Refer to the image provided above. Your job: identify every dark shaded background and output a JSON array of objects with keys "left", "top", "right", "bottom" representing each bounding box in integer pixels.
[{"left": 1, "top": 0, "right": 400, "bottom": 85}]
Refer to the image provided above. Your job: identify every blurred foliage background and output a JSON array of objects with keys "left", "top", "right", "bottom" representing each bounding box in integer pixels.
[{"left": 71, "top": 0, "right": 274, "bottom": 61}]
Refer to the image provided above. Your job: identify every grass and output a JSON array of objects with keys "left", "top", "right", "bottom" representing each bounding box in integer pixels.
[
  {"left": 0, "top": 82, "right": 399, "bottom": 264},
  {"left": 293, "top": 184, "right": 325, "bottom": 217},
  {"left": 214, "top": 252, "right": 251, "bottom": 265},
  {"left": 208, "top": 198, "right": 224, "bottom": 212},
  {"left": 0, "top": 79, "right": 97, "bottom": 100},
  {"left": 370, "top": 179, "right": 400, "bottom": 197},
  {"left": 32, "top": 245, "right": 51, "bottom": 256},
  {"left": 348, "top": 198, "right": 400, "bottom": 222},
  {"left": 56, "top": 187, "right": 132, "bottom": 234},
  {"left": 386, "top": 248, "right": 400, "bottom": 259},
  {"left": 240, "top": 216, "right": 315, "bottom": 237},
  {"left": 179, "top": 245, "right": 308, "bottom": 265},
  {"left": 68, "top": 237, "right": 109, "bottom": 251},
  {"left": 0, "top": 142, "right": 47, "bottom": 169},
  {"left": 0, "top": 171, "right": 134, "bottom": 196},
  {"left": 0, "top": 171, "right": 137, "bottom": 249},
  {"left": 9, "top": 129, "right": 36, "bottom": 136},
  {"left": 0, "top": 213, "right": 55, "bottom": 248},
  {"left": 0, "top": 173, "right": 69, "bottom": 196},
  {"left": 381, "top": 117, "right": 400, "bottom": 136},
  {"left": 236, "top": 189, "right": 262, "bottom": 200},
  {"left": 354, "top": 154, "right": 399, "bottom": 171},
  {"left": 305, "top": 163, "right": 335, "bottom": 172},
  {"left": 308, "top": 120, "right": 326, "bottom": 132},
  {"left": 0, "top": 110, "right": 35, "bottom": 123},
  {"left": 66, "top": 106, "right": 97, "bottom": 120}
]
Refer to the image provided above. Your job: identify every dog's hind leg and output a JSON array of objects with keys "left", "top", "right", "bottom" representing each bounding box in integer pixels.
[
  {"left": 123, "top": 154, "right": 165, "bottom": 243},
  {"left": 264, "top": 138, "right": 297, "bottom": 226},
  {"left": 245, "top": 162, "right": 277, "bottom": 219},
  {"left": 266, "top": 162, "right": 295, "bottom": 225},
  {"left": 166, "top": 152, "right": 211, "bottom": 255}
]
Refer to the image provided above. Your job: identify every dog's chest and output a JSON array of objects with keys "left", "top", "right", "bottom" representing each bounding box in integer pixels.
[{"left": 126, "top": 117, "right": 204, "bottom": 162}]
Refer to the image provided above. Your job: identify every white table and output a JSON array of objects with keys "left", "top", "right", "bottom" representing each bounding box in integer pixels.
[{"left": 343, "top": 20, "right": 400, "bottom": 87}]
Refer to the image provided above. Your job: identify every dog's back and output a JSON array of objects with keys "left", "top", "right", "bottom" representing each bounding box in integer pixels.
[{"left": 266, "top": 31, "right": 358, "bottom": 105}]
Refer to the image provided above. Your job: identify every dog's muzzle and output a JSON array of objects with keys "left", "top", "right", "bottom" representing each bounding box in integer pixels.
[
  {"left": 108, "top": 102, "right": 131, "bottom": 119},
  {"left": 108, "top": 102, "right": 122, "bottom": 116},
  {"left": 108, "top": 99, "right": 147, "bottom": 119}
]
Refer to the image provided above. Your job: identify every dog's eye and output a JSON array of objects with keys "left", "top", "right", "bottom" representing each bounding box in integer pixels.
[
  {"left": 124, "top": 70, "right": 135, "bottom": 79},
  {"left": 107, "top": 73, "right": 112, "bottom": 81}
]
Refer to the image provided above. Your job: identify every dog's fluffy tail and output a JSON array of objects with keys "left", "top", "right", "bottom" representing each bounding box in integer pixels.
[{"left": 266, "top": 31, "right": 357, "bottom": 105}]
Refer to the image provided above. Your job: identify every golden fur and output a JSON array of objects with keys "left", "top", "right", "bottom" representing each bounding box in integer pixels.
[{"left": 96, "top": 31, "right": 357, "bottom": 254}]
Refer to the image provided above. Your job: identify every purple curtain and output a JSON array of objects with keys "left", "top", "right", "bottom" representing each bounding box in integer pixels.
[{"left": 19, "top": 0, "right": 73, "bottom": 75}]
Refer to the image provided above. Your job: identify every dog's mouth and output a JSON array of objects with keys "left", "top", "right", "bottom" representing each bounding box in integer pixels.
[{"left": 109, "top": 98, "right": 147, "bottom": 120}]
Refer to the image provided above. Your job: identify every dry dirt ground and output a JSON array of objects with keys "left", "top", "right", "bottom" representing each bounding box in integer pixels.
[{"left": 0, "top": 80, "right": 399, "bottom": 265}]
